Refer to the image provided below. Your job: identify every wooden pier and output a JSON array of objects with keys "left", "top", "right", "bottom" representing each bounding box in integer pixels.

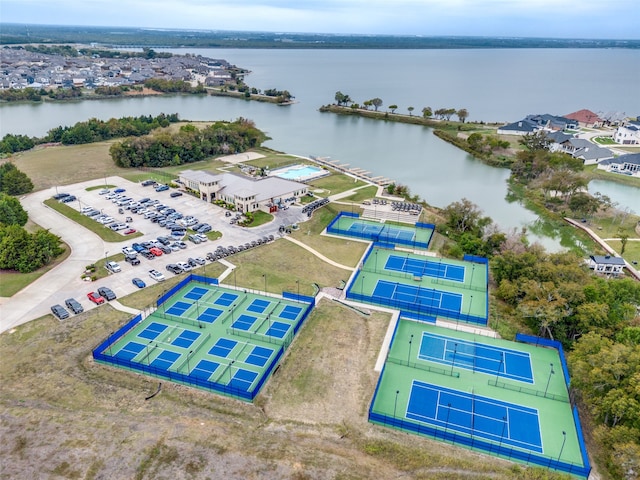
[{"left": 309, "top": 155, "right": 394, "bottom": 186}]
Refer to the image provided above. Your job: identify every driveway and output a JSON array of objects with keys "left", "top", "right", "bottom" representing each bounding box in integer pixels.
[{"left": 0, "top": 176, "right": 308, "bottom": 335}]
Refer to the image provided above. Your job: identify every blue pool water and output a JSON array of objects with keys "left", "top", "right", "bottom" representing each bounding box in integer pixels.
[{"left": 272, "top": 164, "right": 327, "bottom": 181}]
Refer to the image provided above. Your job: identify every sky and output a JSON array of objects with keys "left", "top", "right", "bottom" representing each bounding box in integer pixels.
[{"left": 1, "top": 0, "right": 638, "bottom": 40}]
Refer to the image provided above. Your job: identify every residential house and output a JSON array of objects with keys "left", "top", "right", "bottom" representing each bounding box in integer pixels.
[
  {"left": 597, "top": 111, "right": 628, "bottom": 126},
  {"left": 558, "top": 138, "right": 613, "bottom": 164},
  {"left": 565, "top": 109, "right": 603, "bottom": 128},
  {"left": 613, "top": 122, "right": 640, "bottom": 145},
  {"left": 597, "top": 152, "right": 640, "bottom": 177},
  {"left": 546, "top": 131, "right": 575, "bottom": 152},
  {"left": 587, "top": 255, "right": 626, "bottom": 276},
  {"left": 497, "top": 119, "right": 540, "bottom": 136}
]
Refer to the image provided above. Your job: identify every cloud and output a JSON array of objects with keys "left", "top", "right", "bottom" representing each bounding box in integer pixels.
[{"left": 1, "top": 0, "right": 638, "bottom": 38}]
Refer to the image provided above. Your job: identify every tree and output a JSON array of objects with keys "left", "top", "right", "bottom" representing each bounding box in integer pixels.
[
  {"left": 0, "top": 193, "right": 28, "bottom": 226},
  {"left": 388, "top": 105, "right": 398, "bottom": 114},
  {"left": 0, "top": 224, "right": 64, "bottom": 273},
  {"left": 457, "top": 108, "right": 469, "bottom": 123},
  {"left": 0, "top": 163, "right": 33, "bottom": 195},
  {"left": 407, "top": 106, "right": 414, "bottom": 116},
  {"left": 422, "top": 107, "right": 432, "bottom": 118},
  {"left": 371, "top": 98, "right": 383, "bottom": 111},
  {"left": 442, "top": 198, "right": 491, "bottom": 237},
  {"left": 334, "top": 91, "right": 351, "bottom": 106},
  {"left": 519, "top": 131, "right": 552, "bottom": 151},
  {"left": 619, "top": 230, "right": 629, "bottom": 255}
]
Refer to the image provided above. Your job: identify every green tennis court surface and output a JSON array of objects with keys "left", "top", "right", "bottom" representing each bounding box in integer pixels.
[
  {"left": 348, "top": 247, "right": 488, "bottom": 325},
  {"left": 369, "top": 321, "right": 589, "bottom": 477},
  {"left": 94, "top": 279, "right": 314, "bottom": 401}
]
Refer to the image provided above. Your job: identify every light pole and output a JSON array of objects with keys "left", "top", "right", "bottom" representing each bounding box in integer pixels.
[
  {"left": 394, "top": 390, "right": 400, "bottom": 419},
  {"left": 196, "top": 300, "right": 202, "bottom": 328},
  {"left": 375, "top": 250, "right": 379, "bottom": 272},
  {"left": 495, "top": 351, "right": 504, "bottom": 384},
  {"left": 108, "top": 331, "right": 114, "bottom": 356},
  {"left": 407, "top": 334, "right": 414, "bottom": 365},
  {"left": 558, "top": 431, "right": 567, "bottom": 462},
  {"left": 470, "top": 264, "right": 475, "bottom": 288},
  {"left": 445, "top": 403, "right": 451, "bottom": 439},
  {"left": 234, "top": 268, "right": 237, "bottom": 289},
  {"left": 467, "top": 294, "right": 473, "bottom": 322},
  {"left": 499, "top": 416, "right": 507, "bottom": 449},
  {"left": 544, "top": 363, "right": 555, "bottom": 398},
  {"left": 104, "top": 250, "right": 108, "bottom": 265},
  {"left": 361, "top": 275, "right": 365, "bottom": 297},
  {"left": 296, "top": 279, "right": 300, "bottom": 300},
  {"left": 450, "top": 343, "right": 457, "bottom": 376},
  {"left": 263, "top": 273, "right": 267, "bottom": 293},
  {"left": 186, "top": 350, "right": 193, "bottom": 375},
  {"left": 146, "top": 341, "right": 152, "bottom": 365}
]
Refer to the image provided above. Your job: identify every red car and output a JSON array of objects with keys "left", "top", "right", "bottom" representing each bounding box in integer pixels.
[
  {"left": 124, "top": 228, "right": 137, "bottom": 235},
  {"left": 149, "top": 247, "right": 163, "bottom": 256},
  {"left": 87, "top": 291, "right": 105, "bottom": 305}
]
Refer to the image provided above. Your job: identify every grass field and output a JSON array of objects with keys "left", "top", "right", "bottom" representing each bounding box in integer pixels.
[
  {"left": 606, "top": 240, "right": 640, "bottom": 267},
  {"left": 0, "top": 291, "right": 570, "bottom": 479},
  {"left": 307, "top": 173, "right": 367, "bottom": 195}
]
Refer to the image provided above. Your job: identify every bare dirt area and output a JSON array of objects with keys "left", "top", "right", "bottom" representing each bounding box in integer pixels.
[{"left": 1, "top": 297, "right": 565, "bottom": 479}]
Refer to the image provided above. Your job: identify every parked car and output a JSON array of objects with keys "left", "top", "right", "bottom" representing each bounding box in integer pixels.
[
  {"left": 176, "top": 261, "right": 192, "bottom": 272},
  {"left": 176, "top": 241, "right": 187, "bottom": 249},
  {"left": 65, "top": 298, "right": 84, "bottom": 314},
  {"left": 196, "top": 224, "right": 212, "bottom": 234},
  {"left": 149, "top": 269, "right": 166, "bottom": 282},
  {"left": 149, "top": 247, "right": 163, "bottom": 256},
  {"left": 97, "top": 286, "right": 116, "bottom": 301},
  {"left": 122, "top": 246, "right": 136, "bottom": 256},
  {"left": 124, "top": 255, "right": 140, "bottom": 266},
  {"left": 166, "top": 263, "right": 183, "bottom": 274},
  {"left": 87, "top": 292, "right": 105, "bottom": 305},
  {"left": 132, "top": 277, "right": 146, "bottom": 288},
  {"left": 156, "top": 236, "right": 170, "bottom": 245},
  {"left": 159, "top": 245, "right": 172, "bottom": 254},
  {"left": 105, "top": 261, "right": 121, "bottom": 273},
  {"left": 140, "top": 250, "right": 155, "bottom": 260},
  {"left": 51, "top": 304, "right": 70, "bottom": 320},
  {"left": 60, "top": 195, "right": 76, "bottom": 203},
  {"left": 141, "top": 180, "right": 157, "bottom": 187},
  {"left": 132, "top": 243, "right": 145, "bottom": 253},
  {"left": 155, "top": 184, "right": 170, "bottom": 192},
  {"left": 188, "top": 234, "right": 202, "bottom": 244},
  {"left": 187, "top": 257, "right": 198, "bottom": 267},
  {"left": 194, "top": 233, "right": 208, "bottom": 242},
  {"left": 113, "top": 188, "right": 126, "bottom": 193},
  {"left": 170, "top": 191, "right": 183, "bottom": 197},
  {"left": 193, "top": 257, "right": 206, "bottom": 265},
  {"left": 98, "top": 189, "right": 110, "bottom": 195}
]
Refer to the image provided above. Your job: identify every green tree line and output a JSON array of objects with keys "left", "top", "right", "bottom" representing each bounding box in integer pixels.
[
  {"left": 109, "top": 118, "right": 268, "bottom": 168},
  {"left": 144, "top": 78, "right": 206, "bottom": 94},
  {"left": 0, "top": 113, "right": 180, "bottom": 154}
]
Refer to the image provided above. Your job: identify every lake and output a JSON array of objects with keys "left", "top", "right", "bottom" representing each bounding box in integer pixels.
[{"left": 2, "top": 48, "right": 638, "bottom": 249}]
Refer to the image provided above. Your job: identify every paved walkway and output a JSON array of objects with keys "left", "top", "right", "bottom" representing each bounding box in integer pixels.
[{"left": 282, "top": 236, "right": 355, "bottom": 271}]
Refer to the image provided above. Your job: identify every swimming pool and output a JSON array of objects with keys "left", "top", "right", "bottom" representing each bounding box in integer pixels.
[{"left": 270, "top": 164, "right": 330, "bottom": 182}]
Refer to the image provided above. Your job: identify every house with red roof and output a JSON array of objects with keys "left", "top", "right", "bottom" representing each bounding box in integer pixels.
[{"left": 564, "top": 109, "right": 603, "bottom": 128}]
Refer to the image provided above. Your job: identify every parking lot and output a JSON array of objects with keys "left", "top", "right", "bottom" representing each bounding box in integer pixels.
[{"left": 1, "top": 176, "right": 308, "bottom": 330}]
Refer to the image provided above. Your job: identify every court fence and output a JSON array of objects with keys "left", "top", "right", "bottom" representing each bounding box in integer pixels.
[
  {"left": 92, "top": 275, "right": 317, "bottom": 402},
  {"left": 487, "top": 378, "right": 568, "bottom": 403},
  {"left": 346, "top": 271, "right": 487, "bottom": 326},
  {"left": 515, "top": 333, "right": 590, "bottom": 473},
  {"left": 326, "top": 211, "right": 434, "bottom": 249},
  {"left": 368, "top": 409, "right": 590, "bottom": 479}
]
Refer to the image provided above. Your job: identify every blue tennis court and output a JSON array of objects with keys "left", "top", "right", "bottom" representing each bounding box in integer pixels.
[
  {"left": 184, "top": 286, "right": 208, "bottom": 301},
  {"left": 385, "top": 255, "right": 465, "bottom": 282},
  {"left": 209, "top": 338, "right": 237, "bottom": 358},
  {"left": 165, "top": 301, "right": 191, "bottom": 317},
  {"left": 406, "top": 381, "right": 542, "bottom": 453},
  {"left": 191, "top": 359, "right": 219, "bottom": 380},
  {"left": 229, "top": 369, "right": 258, "bottom": 392},
  {"left": 172, "top": 330, "right": 201, "bottom": 349},
  {"left": 347, "top": 222, "right": 415, "bottom": 242},
  {"left": 373, "top": 280, "right": 463, "bottom": 313},
  {"left": 279, "top": 305, "right": 302, "bottom": 320},
  {"left": 247, "top": 299, "right": 270, "bottom": 314},
  {"left": 232, "top": 314, "right": 257, "bottom": 331},
  {"left": 198, "top": 307, "right": 223, "bottom": 323},
  {"left": 215, "top": 292, "right": 239, "bottom": 307},
  {"left": 150, "top": 350, "right": 180, "bottom": 371},
  {"left": 115, "top": 341, "right": 146, "bottom": 361},
  {"left": 266, "top": 321, "right": 290, "bottom": 339},
  {"left": 245, "top": 346, "right": 274, "bottom": 367},
  {"left": 138, "top": 322, "right": 167, "bottom": 340},
  {"left": 419, "top": 332, "right": 534, "bottom": 383}
]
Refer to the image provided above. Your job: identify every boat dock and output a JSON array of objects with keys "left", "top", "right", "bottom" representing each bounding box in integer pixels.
[{"left": 309, "top": 155, "right": 394, "bottom": 186}]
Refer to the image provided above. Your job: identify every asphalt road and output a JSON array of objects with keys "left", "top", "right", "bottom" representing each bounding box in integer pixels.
[{"left": 0, "top": 176, "right": 307, "bottom": 334}]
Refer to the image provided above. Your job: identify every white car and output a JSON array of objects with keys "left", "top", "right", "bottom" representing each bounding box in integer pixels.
[
  {"left": 98, "top": 189, "right": 110, "bottom": 195},
  {"left": 122, "top": 246, "right": 136, "bottom": 256},
  {"left": 80, "top": 206, "right": 94, "bottom": 213},
  {"left": 176, "top": 261, "right": 192, "bottom": 272},
  {"left": 149, "top": 269, "right": 166, "bottom": 282},
  {"left": 194, "top": 233, "right": 208, "bottom": 242},
  {"left": 97, "top": 216, "right": 114, "bottom": 225},
  {"left": 105, "top": 261, "right": 121, "bottom": 273}
]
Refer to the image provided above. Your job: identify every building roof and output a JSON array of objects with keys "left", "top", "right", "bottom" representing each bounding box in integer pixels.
[
  {"left": 590, "top": 255, "right": 626, "bottom": 266},
  {"left": 545, "top": 131, "right": 574, "bottom": 144},
  {"left": 498, "top": 119, "right": 539, "bottom": 133},
  {"left": 599, "top": 152, "right": 640, "bottom": 166},
  {"left": 565, "top": 109, "right": 602, "bottom": 124},
  {"left": 573, "top": 145, "right": 613, "bottom": 161},
  {"left": 179, "top": 170, "right": 306, "bottom": 202}
]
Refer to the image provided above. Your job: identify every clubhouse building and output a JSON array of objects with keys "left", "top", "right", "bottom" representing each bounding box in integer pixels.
[{"left": 179, "top": 170, "right": 309, "bottom": 213}]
